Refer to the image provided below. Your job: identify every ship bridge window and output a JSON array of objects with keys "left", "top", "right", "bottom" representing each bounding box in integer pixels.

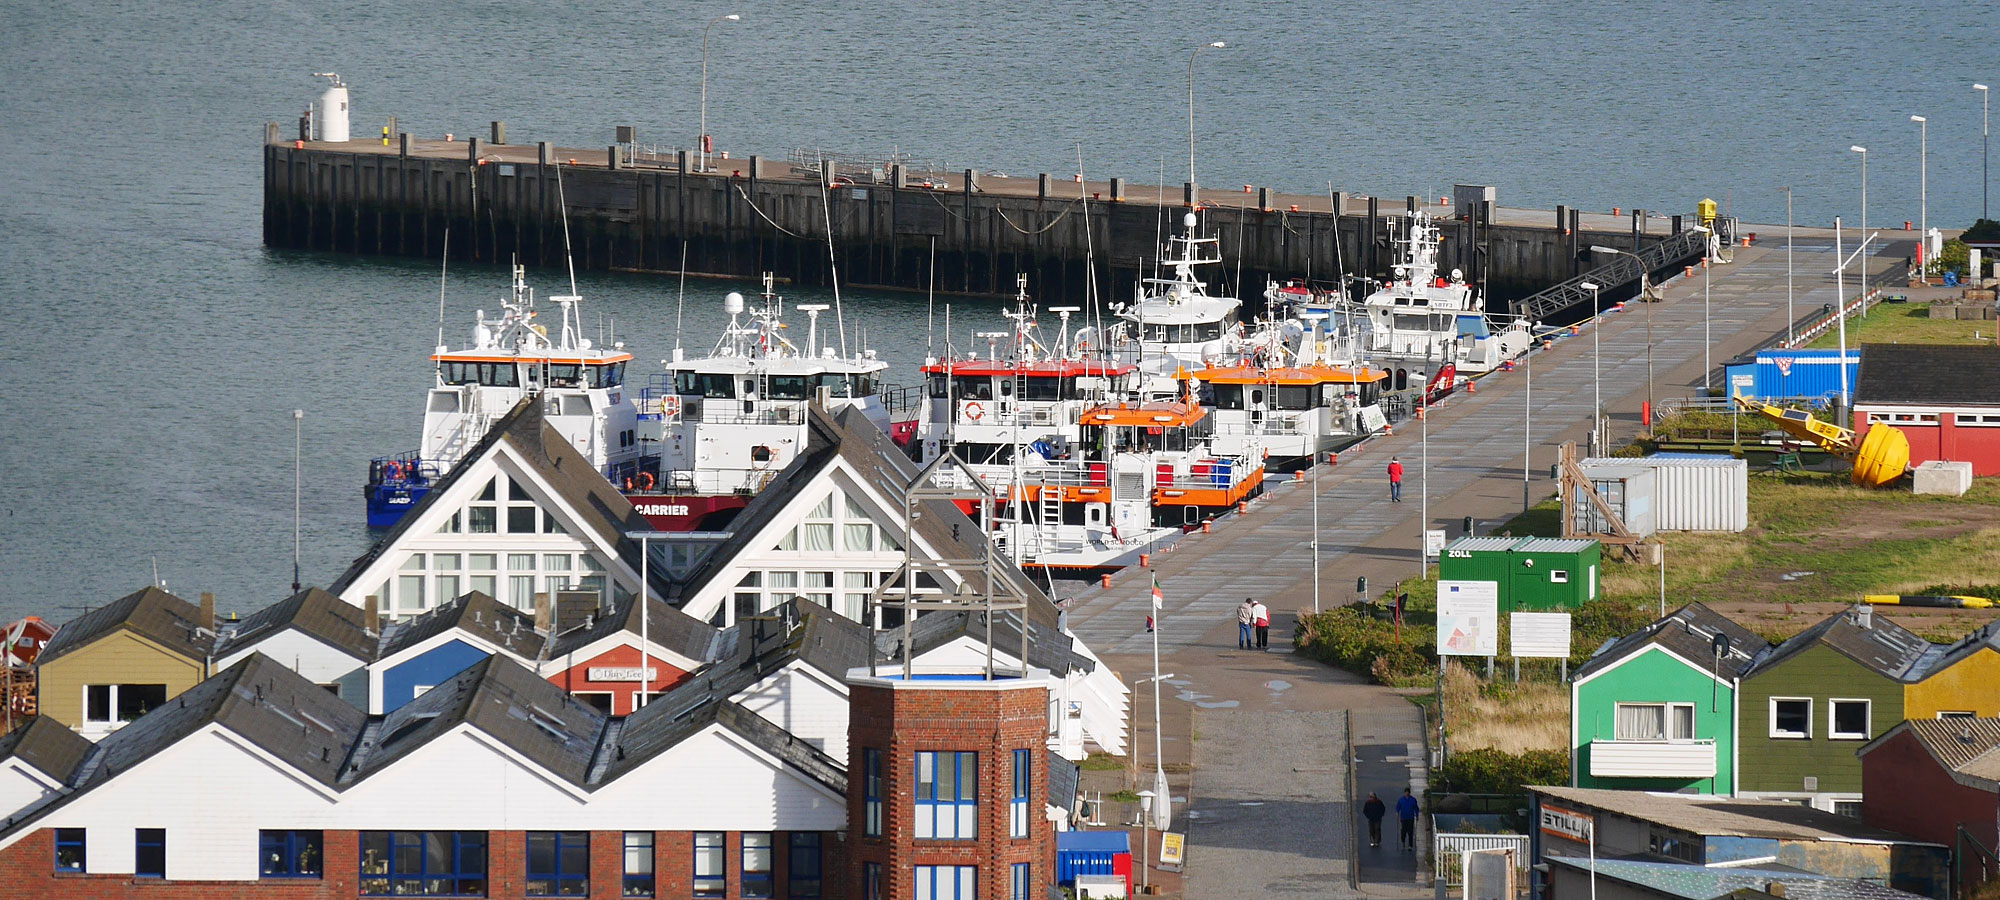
[
  {"left": 1273, "top": 386, "right": 1318, "bottom": 410},
  {"left": 1022, "top": 377, "right": 1063, "bottom": 401},
  {"left": 768, "top": 375, "right": 812, "bottom": 400},
  {"left": 587, "top": 362, "right": 625, "bottom": 388},
  {"left": 441, "top": 363, "right": 477, "bottom": 385},
  {"left": 678, "top": 372, "right": 736, "bottom": 398},
  {"left": 1210, "top": 384, "right": 1244, "bottom": 409},
  {"left": 926, "top": 373, "right": 949, "bottom": 398},
  {"left": 952, "top": 376, "right": 994, "bottom": 401},
  {"left": 814, "top": 374, "right": 854, "bottom": 398},
  {"left": 546, "top": 364, "right": 583, "bottom": 387},
  {"left": 1392, "top": 313, "right": 1430, "bottom": 332},
  {"left": 428, "top": 392, "right": 461, "bottom": 414}
]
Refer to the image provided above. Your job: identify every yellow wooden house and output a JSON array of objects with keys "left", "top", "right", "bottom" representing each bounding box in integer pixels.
[
  {"left": 36, "top": 586, "right": 214, "bottom": 739},
  {"left": 1906, "top": 626, "right": 2000, "bottom": 719}
]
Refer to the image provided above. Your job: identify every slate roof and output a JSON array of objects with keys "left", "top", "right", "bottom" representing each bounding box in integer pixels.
[
  {"left": 213, "top": 587, "right": 376, "bottom": 663},
  {"left": 882, "top": 607, "right": 1093, "bottom": 677},
  {"left": 347, "top": 654, "right": 606, "bottom": 787},
  {"left": 1856, "top": 344, "right": 2000, "bottom": 407},
  {"left": 544, "top": 593, "right": 723, "bottom": 666},
  {"left": 376, "top": 591, "right": 546, "bottom": 664},
  {"left": 331, "top": 398, "right": 661, "bottom": 598},
  {"left": 1545, "top": 857, "right": 1929, "bottom": 900},
  {"left": 1531, "top": 786, "right": 1936, "bottom": 844},
  {"left": 38, "top": 586, "right": 212, "bottom": 666},
  {"left": 1575, "top": 602, "right": 1767, "bottom": 683},
  {"left": 1748, "top": 606, "right": 1935, "bottom": 683},
  {"left": 1861, "top": 716, "right": 2000, "bottom": 788},
  {"left": 0, "top": 717, "right": 91, "bottom": 783}
]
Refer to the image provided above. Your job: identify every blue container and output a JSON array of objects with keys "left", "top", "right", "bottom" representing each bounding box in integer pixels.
[
  {"left": 1210, "top": 459, "right": 1233, "bottom": 486},
  {"left": 1056, "top": 831, "right": 1130, "bottom": 886},
  {"left": 1735, "top": 349, "right": 1857, "bottom": 404}
]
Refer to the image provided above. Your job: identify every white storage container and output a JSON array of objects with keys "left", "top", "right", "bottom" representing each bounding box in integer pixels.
[{"left": 1581, "top": 455, "right": 1747, "bottom": 533}]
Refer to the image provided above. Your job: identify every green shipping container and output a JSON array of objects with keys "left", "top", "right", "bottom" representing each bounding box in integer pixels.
[{"left": 1438, "top": 536, "right": 1601, "bottom": 612}]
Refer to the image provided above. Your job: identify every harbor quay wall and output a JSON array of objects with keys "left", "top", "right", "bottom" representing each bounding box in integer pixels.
[{"left": 262, "top": 133, "right": 1679, "bottom": 309}]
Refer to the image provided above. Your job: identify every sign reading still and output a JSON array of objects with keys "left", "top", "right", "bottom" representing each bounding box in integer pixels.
[
  {"left": 1539, "top": 804, "right": 1593, "bottom": 842},
  {"left": 1435, "top": 581, "right": 1499, "bottom": 657}
]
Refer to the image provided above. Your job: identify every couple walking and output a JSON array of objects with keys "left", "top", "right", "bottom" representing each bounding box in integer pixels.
[
  {"left": 1236, "top": 598, "right": 1269, "bottom": 651},
  {"left": 1362, "top": 787, "right": 1421, "bottom": 850}
]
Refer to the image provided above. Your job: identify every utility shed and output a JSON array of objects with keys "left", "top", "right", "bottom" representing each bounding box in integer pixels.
[
  {"left": 1544, "top": 856, "right": 1933, "bottom": 900},
  {"left": 1529, "top": 786, "right": 1948, "bottom": 900},
  {"left": 1582, "top": 455, "right": 1747, "bottom": 532},
  {"left": 1853, "top": 344, "right": 2000, "bottom": 476},
  {"left": 1440, "top": 537, "right": 1600, "bottom": 613}
]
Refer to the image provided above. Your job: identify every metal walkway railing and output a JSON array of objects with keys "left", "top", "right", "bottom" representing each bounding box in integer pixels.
[{"left": 1512, "top": 225, "right": 1711, "bottom": 322}]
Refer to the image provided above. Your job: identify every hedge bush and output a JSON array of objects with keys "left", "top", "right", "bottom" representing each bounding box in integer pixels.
[{"left": 1435, "top": 747, "right": 1569, "bottom": 795}]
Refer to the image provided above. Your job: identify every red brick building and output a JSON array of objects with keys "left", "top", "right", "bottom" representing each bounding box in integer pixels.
[{"left": 846, "top": 669, "right": 1055, "bottom": 900}]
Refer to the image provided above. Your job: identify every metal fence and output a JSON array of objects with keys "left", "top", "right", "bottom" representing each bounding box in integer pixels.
[{"left": 1434, "top": 832, "right": 1531, "bottom": 890}]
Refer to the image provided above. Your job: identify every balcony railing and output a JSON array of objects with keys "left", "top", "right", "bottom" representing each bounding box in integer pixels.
[{"left": 1588, "top": 739, "right": 1717, "bottom": 779}]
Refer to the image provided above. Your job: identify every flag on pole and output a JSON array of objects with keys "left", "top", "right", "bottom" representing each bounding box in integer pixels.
[{"left": 1151, "top": 575, "right": 1164, "bottom": 610}]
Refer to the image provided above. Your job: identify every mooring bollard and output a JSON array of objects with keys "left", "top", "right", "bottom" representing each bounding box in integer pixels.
[
  {"left": 1139, "top": 553, "right": 1150, "bottom": 568},
  {"left": 1100, "top": 574, "right": 1112, "bottom": 589}
]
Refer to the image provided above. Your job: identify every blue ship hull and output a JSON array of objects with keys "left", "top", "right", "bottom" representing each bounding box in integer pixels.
[{"left": 365, "top": 483, "right": 431, "bottom": 529}]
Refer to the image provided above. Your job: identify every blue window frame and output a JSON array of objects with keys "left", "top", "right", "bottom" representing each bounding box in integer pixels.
[
  {"left": 741, "top": 833, "right": 773, "bottom": 899},
  {"left": 863, "top": 748, "right": 883, "bottom": 837},
  {"left": 787, "top": 833, "right": 822, "bottom": 899},
  {"left": 914, "top": 864, "right": 976, "bottom": 900},
  {"left": 863, "top": 862, "right": 882, "bottom": 900},
  {"left": 622, "top": 831, "right": 654, "bottom": 898},
  {"left": 1010, "top": 749, "right": 1031, "bottom": 838},
  {"left": 359, "top": 831, "right": 488, "bottom": 897},
  {"left": 53, "top": 828, "right": 84, "bottom": 873},
  {"left": 259, "top": 830, "right": 323, "bottom": 878},
  {"left": 915, "top": 751, "right": 978, "bottom": 840},
  {"left": 526, "top": 831, "right": 589, "bottom": 897},
  {"left": 1011, "top": 862, "right": 1030, "bottom": 900},
  {"left": 692, "top": 831, "right": 725, "bottom": 899},
  {"left": 134, "top": 829, "right": 165, "bottom": 879}
]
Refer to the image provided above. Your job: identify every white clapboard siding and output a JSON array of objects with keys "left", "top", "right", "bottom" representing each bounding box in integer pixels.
[
  {"left": 216, "top": 630, "right": 365, "bottom": 691},
  {"left": 0, "top": 761, "right": 66, "bottom": 823},
  {"left": 734, "top": 662, "right": 852, "bottom": 761}
]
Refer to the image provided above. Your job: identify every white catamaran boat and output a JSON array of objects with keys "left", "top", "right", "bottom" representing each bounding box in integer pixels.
[
  {"left": 1192, "top": 313, "right": 1389, "bottom": 468},
  {"left": 1349, "top": 210, "right": 1529, "bottom": 385},
  {"left": 1109, "top": 212, "right": 1243, "bottom": 393},
  {"left": 365, "top": 265, "right": 641, "bottom": 528},
  {"left": 628, "top": 274, "right": 898, "bottom": 531}
]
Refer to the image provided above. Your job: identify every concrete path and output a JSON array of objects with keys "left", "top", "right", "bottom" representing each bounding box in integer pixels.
[{"left": 1073, "top": 236, "right": 1910, "bottom": 897}]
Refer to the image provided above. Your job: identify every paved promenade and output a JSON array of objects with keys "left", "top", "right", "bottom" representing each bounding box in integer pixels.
[{"left": 1078, "top": 234, "right": 1909, "bottom": 897}]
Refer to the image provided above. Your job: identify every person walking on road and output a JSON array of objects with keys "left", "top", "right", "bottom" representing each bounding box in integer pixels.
[
  {"left": 1397, "top": 787, "right": 1420, "bottom": 850},
  {"left": 1236, "top": 598, "right": 1255, "bottom": 650},
  {"left": 1252, "top": 599, "right": 1270, "bottom": 650},
  {"left": 1388, "top": 456, "right": 1404, "bottom": 503},
  {"left": 1363, "top": 792, "right": 1387, "bottom": 848}
]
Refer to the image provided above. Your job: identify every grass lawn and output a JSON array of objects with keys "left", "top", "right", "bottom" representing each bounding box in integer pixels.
[{"left": 1805, "top": 303, "right": 1993, "bottom": 348}]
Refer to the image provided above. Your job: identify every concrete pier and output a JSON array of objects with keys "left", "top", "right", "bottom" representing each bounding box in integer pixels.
[{"left": 261, "top": 131, "right": 1697, "bottom": 310}]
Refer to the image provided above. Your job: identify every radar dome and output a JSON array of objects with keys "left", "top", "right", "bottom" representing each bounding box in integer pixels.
[
  {"left": 1183, "top": 212, "right": 1197, "bottom": 229},
  {"left": 723, "top": 292, "right": 745, "bottom": 315}
]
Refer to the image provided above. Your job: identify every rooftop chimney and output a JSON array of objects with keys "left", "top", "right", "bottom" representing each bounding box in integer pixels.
[
  {"left": 1854, "top": 604, "right": 1874, "bottom": 628},
  {"left": 199, "top": 592, "right": 216, "bottom": 630},
  {"left": 1767, "top": 883, "right": 1788, "bottom": 898},
  {"left": 363, "top": 595, "right": 380, "bottom": 634},
  {"left": 534, "top": 593, "right": 552, "bottom": 633}
]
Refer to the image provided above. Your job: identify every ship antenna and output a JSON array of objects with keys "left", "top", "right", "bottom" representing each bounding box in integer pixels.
[
  {"left": 674, "top": 239, "right": 689, "bottom": 357},
  {"left": 555, "top": 161, "right": 579, "bottom": 297},
  {"left": 1079, "top": 143, "right": 1104, "bottom": 362},
  {"left": 435, "top": 230, "right": 451, "bottom": 359},
  {"left": 817, "top": 167, "right": 848, "bottom": 357},
  {"left": 926, "top": 235, "right": 937, "bottom": 360}
]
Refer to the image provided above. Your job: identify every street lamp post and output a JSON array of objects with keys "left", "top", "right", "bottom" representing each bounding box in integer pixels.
[
  {"left": 1523, "top": 332, "right": 1533, "bottom": 515},
  {"left": 698, "top": 13, "right": 742, "bottom": 174},
  {"left": 1781, "top": 186, "right": 1795, "bottom": 345},
  {"left": 1851, "top": 145, "right": 1868, "bottom": 270},
  {"left": 292, "top": 409, "right": 303, "bottom": 591},
  {"left": 1580, "top": 281, "right": 1602, "bottom": 453},
  {"left": 1913, "top": 115, "right": 1928, "bottom": 274},
  {"left": 1138, "top": 790, "right": 1156, "bottom": 892},
  {"left": 1978, "top": 84, "right": 1991, "bottom": 222},
  {"left": 1186, "top": 41, "right": 1225, "bottom": 203},
  {"left": 1589, "top": 246, "right": 1653, "bottom": 420}
]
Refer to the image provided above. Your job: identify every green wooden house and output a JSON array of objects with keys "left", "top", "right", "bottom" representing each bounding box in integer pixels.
[
  {"left": 1736, "top": 605, "right": 1934, "bottom": 815},
  {"left": 1570, "top": 602, "right": 1766, "bottom": 795}
]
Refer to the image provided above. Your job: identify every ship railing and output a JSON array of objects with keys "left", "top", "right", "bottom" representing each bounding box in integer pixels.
[
  {"left": 656, "top": 467, "right": 777, "bottom": 495},
  {"left": 1214, "top": 414, "right": 1309, "bottom": 437},
  {"left": 684, "top": 405, "right": 809, "bottom": 426},
  {"left": 1154, "top": 455, "right": 1258, "bottom": 491}
]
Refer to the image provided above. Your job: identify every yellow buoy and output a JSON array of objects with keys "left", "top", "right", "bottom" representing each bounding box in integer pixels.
[{"left": 1851, "top": 424, "right": 1910, "bottom": 488}]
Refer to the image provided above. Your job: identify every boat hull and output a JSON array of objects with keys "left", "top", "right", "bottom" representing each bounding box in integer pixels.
[
  {"left": 365, "top": 483, "right": 430, "bottom": 529},
  {"left": 625, "top": 493, "right": 754, "bottom": 531}
]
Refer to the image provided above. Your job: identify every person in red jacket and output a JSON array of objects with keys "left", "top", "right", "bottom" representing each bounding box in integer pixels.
[{"left": 1387, "top": 456, "right": 1404, "bottom": 502}]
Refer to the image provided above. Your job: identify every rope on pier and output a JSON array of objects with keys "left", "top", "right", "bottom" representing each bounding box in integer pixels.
[
  {"left": 732, "top": 183, "right": 806, "bottom": 237},
  {"left": 920, "top": 188, "right": 1085, "bottom": 235}
]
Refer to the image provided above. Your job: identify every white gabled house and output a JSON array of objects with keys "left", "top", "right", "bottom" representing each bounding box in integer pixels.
[
  {"left": 211, "top": 587, "right": 378, "bottom": 708},
  {"left": 330, "top": 398, "right": 660, "bottom": 621},
  {"left": 363, "top": 591, "right": 546, "bottom": 715},
  {"left": 0, "top": 717, "right": 90, "bottom": 824}
]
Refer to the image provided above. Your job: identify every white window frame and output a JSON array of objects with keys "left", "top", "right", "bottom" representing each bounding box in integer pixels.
[
  {"left": 1827, "top": 698, "right": 1871, "bottom": 740},
  {"left": 1613, "top": 702, "right": 1697, "bottom": 742},
  {"left": 1939, "top": 710, "right": 1978, "bottom": 719},
  {"left": 1769, "top": 697, "right": 1813, "bottom": 739}
]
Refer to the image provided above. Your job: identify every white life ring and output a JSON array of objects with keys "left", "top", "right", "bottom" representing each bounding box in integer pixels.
[
  {"left": 659, "top": 394, "right": 682, "bottom": 417},
  {"left": 964, "top": 401, "right": 985, "bottom": 421}
]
